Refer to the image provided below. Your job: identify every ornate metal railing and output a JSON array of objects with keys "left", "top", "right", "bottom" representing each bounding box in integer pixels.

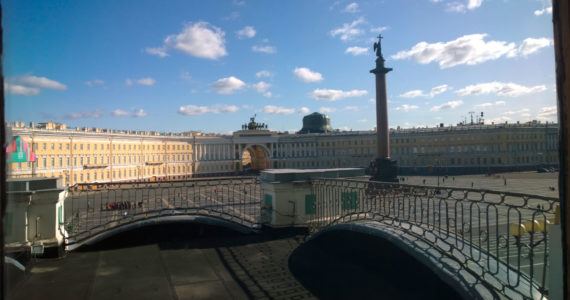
[
  {"left": 63, "top": 177, "right": 262, "bottom": 246},
  {"left": 309, "top": 178, "right": 558, "bottom": 299}
]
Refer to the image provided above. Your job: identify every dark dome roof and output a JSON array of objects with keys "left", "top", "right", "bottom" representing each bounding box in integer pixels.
[{"left": 298, "top": 112, "right": 332, "bottom": 134}]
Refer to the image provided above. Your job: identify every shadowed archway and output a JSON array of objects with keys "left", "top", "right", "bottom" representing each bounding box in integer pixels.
[{"left": 241, "top": 145, "right": 270, "bottom": 171}]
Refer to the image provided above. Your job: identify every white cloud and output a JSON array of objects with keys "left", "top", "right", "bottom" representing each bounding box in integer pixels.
[
  {"left": 357, "top": 118, "right": 368, "bottom": 123},
  {"left": 395, "top": 104, "right": 419, "bottom": 112},
  {"left": 145, "top": 47, "right": 169, "bottom": 58},
  {"left": 393, "top": 34, "right": 552, "bottom": 68},
  {"left": 298, "top": 107, "right": 310, "bottom": 114},
  {"left": 137, "top": 78, "right": 156, "bottom": 86},
  {"left": 400, "top": 84, "right": 449, "bottom": 98},
  {"left": 211, "top": 76, "right": 246, "bottom": 94},
  {"left": 308, "top": 89, "right": 368, "bottom": 101},
  {"left": 319, "top": 107, "right": 336, "bottom": 113},
  {"left": 233, "top": 0, "right": 245, "bottom": 6},
  {"left": 160, "top": 22, "right": 227, "bottom": 60},
  {"left": 330, "top": 17, "right": 365, "bottom": 41},
  {"left": 430, "top": 100, "right": 463, "bottom": 112},
  {"left": 343, "top": 2, "right": 359, "bottom": 13},
  {"left": 65, "top": 109, "right": 103, "bottom": 119},
  {"left": 293, "top": 67, "right": 323, "bottom": 83},
  {"left": 536, "top": 106, "right": 557, "bottom": 121},
  {"left": 475, "top": 101, "right": 505, "bottom": 108},
  {"left": 209, "top": 104, "right": 240, "bottom": 114},
  {"left": 262, "top": 105, "right": 294, "bottom": 115},
  {"left": 456, "top": 81, "right": 547, "bottom": 97},
  {"left": 178, "top": 104, "right": 239, "bottom": 115},
  {"left": 446, "top": 0, "right": 483, "bottom": 13},
  {"left": 223, "top": 11, "right": 240, "bottom": 20},
  {"left": 255, "top": 70, "right": 272, "bottom": 78},
  {"left": 236, "top": 26, "right": 256, "bottom": 39},
  {"left": 263, "top": 92, "right": 272, "bottom": 98},
  {"left": 400, "top": 90, "right": 424, "bottom": 98},
  {"left": 502, "top": 108, "right": 530, "bottom": 115},
  {"left": 534, "top": 6, "right": 552, "bottom": 15},
  {"left": 12, "top": 75, "right": 67, "bottom": 90},
  {"left": 252, "top": 45, "right": 276, "bottom": 54},
  {"left": 474, "top": 102, "right": 493, "bottom": 108},
  {"left": 179, "top": 105, "right": 209, "bottom": 115},
  {"left": 345, "top": 46, "right": 368, "bottom": 56},
  {"left": 487, "top": 116, "right": 512, "bottom": 124},
  {"left": 5, "top": 83, "right": 40, "bottom": 96},
  {"left": 344, "top": 106, "right": 359, "bottom": 111},
  {"left": 86, "top": 79, "right": 104, "bottom": 87},
  {"left": 467, "top": 0, "right": 483, "bottom": 9},
  {"left": 370, "top": 26, "right": 388, "bottom": 33},
  {"left": 251, "top": 81, "right": 271, "bottom": 93},
  {"left": 392, "top": 34, "right": 516, "bottom": 68},
  {"left": 126, "top": 77, "right": 156, "bottom": 86},
  {"left": 111, "top": 108, "right": 147, "bottom": 117},
  {"left": 518, "top": 37, "right": 553, "bottom": 56},
  {"left": 133, "top": 109, "right": 148, "bottom": 117}
]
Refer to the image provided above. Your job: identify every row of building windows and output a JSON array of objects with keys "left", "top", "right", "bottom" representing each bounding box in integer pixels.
[
  {"left": 33, "top": 142, "right": 190, "bottom": 152},
  {"left": 14, "top": 154, "right": 191, "bottom": 170}
]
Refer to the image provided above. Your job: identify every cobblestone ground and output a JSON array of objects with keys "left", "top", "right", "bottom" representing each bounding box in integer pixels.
[{"left": 401, "top": 171, "right": 559, "bottom": 198}]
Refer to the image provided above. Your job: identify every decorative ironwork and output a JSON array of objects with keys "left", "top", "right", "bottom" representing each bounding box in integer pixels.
[
  {"left": 63, "top": 177, "right": 262, "bottom": 246},
  {"left": 308, "top": 178, "right": 557, "bottom": 299}
]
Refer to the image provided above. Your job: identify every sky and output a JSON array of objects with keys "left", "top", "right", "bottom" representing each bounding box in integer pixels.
[{"left": 4, "top": 0, "right": 557, "bottom": 134}]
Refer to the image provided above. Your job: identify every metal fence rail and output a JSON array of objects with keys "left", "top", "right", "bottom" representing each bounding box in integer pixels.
[
  {"left": 63, "top": 177, "right": 262, "bottom": 245},
  {"left": 309, "top": 178, "right": 558, "bottom": 299}
]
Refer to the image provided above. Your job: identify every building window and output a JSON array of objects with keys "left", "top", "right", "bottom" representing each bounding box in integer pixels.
[
  {"left": 59, "top": 156, "right": 63, "bottom": 167},
  {"left": 51, "top": 143, "right": 55, "bottom": 150}
]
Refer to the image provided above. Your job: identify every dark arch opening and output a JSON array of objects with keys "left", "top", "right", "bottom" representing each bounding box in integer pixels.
[
  {"left": 289, "top": 229, "right": 467, "bottom": 300},
  {"left": 74, "top": 220, "right": 252, "bottom": 252}
]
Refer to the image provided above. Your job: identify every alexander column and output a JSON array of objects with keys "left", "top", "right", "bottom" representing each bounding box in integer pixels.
[{"left": 370, "top": 35, "right": 398, "bottom": 182}]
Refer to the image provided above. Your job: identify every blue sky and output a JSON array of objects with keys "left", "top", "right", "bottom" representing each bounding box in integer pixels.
[{"left": 4, "top": 0, "right": 557, "bottom": 134}]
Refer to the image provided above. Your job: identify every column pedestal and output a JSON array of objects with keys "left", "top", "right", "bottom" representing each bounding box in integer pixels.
[{"left": 369, "top": 158, "right": 398, "bottom": 182}]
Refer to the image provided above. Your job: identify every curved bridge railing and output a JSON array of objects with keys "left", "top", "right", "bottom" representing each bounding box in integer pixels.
[
  {"left": 309, "top": 178, "right": 558, "bottom": 300},
  {"left": 62, "top": 177, "right": 262, "bottom": 247}
]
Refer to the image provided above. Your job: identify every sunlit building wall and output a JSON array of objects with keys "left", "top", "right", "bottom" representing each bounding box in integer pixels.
[{"left": 6, "top": 120, "right": 559, "bottom": 185}]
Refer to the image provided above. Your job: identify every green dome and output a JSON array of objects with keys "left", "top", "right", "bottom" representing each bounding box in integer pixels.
[{"left": 298, "top": 112, "right": 332, "bottom": 134}]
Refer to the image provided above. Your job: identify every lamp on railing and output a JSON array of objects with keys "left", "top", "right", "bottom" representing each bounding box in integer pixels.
[{"left": 506, "top": 220, "right": 550, "bottom": 256}]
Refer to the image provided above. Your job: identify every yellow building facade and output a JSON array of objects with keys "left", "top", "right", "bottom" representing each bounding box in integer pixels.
[{"left": 6, "top": 119, "right": 559, "bottom": 185}]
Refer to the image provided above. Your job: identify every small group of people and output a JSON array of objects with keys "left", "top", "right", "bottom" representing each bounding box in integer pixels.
[{"left": 105, "top": 201, "right": 143, "bottom": 211}]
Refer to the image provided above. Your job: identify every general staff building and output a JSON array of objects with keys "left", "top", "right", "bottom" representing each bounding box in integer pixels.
[{"left": 6, "top": 113, "right": 559, "bottom": 186}]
